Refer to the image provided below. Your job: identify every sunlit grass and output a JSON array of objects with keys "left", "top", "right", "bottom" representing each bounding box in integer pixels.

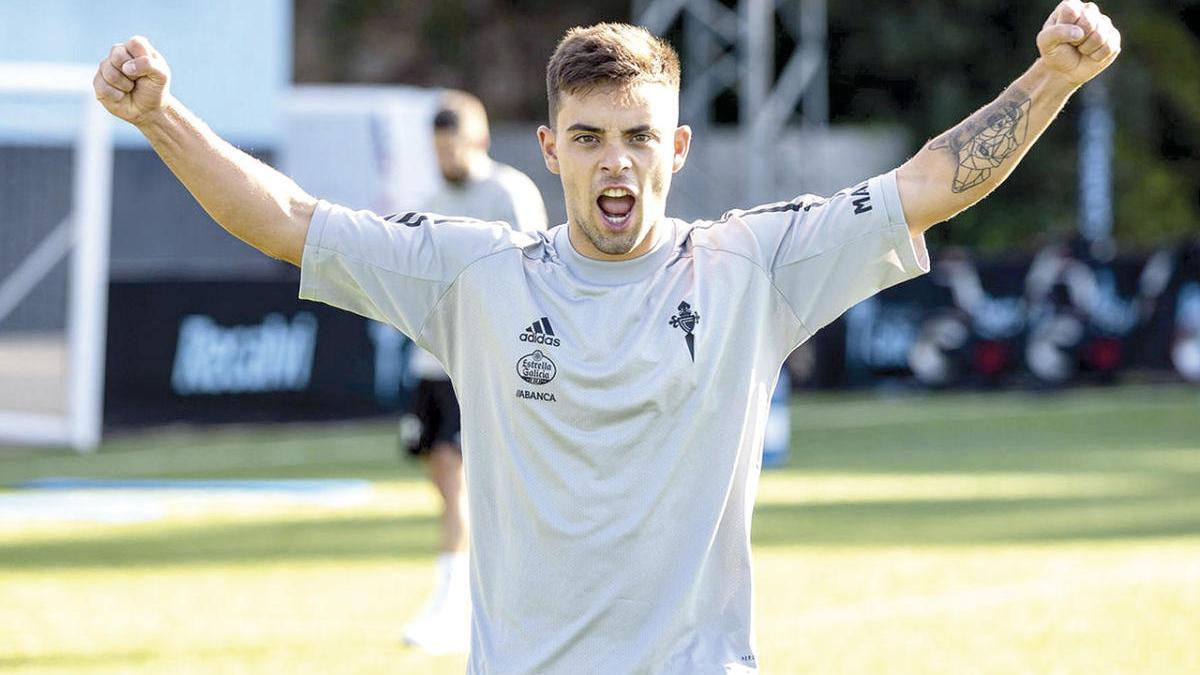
[{"left": 1, "top": 385, "right": 1198, "bottom": 673}]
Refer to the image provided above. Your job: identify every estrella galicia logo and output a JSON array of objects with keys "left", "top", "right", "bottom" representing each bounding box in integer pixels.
[
  {"left": 669, "top": 300, "right": 700, "bottom": 361},
  {"left": 517, "top": 350, "right": 557, "bottom": 385}
]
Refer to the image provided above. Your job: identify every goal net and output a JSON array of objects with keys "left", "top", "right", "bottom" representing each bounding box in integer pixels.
[{"left": 0, "top": 63, "right": 112, "bottom": 452}]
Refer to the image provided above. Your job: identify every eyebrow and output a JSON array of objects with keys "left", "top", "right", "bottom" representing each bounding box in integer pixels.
[{"left": 565, "top": 123, "right": 655, "bottom": 135}]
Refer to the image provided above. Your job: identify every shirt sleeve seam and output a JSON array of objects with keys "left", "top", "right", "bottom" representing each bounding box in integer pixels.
[
  {"left": 413, "top": 246, "right": 521, "bottom": 346},
  {"left": 306, "top": 230, "right": 524, "bottom": 287},
  {"left": 304, "top": 240, "right": 453, "bottom": 285},
  {"left": 690, "top": 242, "right": 814, "bottom": 341},
  {"left": 769, "top": 219, "right": 897, "bottom": 270},
  {"left": 763, "top": 172, "right": 906, "bottom": 269},
  {"left": 306, "top": 229, "right": 520, "bottom": 348}
]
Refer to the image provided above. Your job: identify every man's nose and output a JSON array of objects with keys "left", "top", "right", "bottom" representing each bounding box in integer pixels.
[{"left": 599, "top": 142, "right": 633, "bottom": 174}]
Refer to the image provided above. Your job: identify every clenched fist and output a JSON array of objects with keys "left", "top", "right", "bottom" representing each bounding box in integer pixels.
[
  {"left": 93, "top": 36, "right": 172, "bottom": 125},
  {"left": 1037, "top": 1, "right": 1121, "bottom": 85}
]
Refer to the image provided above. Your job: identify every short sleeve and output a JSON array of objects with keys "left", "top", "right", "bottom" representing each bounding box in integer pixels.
[
  {"left": 734, "top": 170, "right": 929, "bottom": 336},
  {"left": 299, "top": 200, "right": 519, "bottom": 342}
]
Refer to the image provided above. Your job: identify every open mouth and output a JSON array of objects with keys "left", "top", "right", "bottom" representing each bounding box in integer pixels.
[{"left": 596, "top": 187, "right": 637, "bottom": 230}]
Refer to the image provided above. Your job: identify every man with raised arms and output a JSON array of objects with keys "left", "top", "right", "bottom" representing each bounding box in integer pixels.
[{"left": 93, "top": 2, "right": 1118, "bottom": 671}]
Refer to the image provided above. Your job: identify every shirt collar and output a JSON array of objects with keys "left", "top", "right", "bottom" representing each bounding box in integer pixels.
[{"left": 552, "top": 218, "right": 677, "bottom": 286}]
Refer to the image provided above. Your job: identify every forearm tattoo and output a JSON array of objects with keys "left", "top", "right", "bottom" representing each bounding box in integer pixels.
[{"left": 927, "top": 90, "right": 1032, "bottom": 193}]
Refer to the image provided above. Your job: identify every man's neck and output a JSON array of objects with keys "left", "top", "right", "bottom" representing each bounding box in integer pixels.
[{"left": 566, "top": 219, "right": 662, "bottom": 262}]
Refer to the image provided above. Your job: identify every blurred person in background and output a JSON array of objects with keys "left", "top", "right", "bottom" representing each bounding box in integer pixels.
[
  {"left": 399, "top": 90, "right": 547, "bottom": 654},
  {"left": 93, "top": 2, "right": 1118, "bottom": 670}
]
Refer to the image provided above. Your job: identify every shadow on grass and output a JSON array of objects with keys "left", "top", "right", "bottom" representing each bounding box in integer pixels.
[
  {"left": 751, "top": 489, "right": 1200, "bottom": 548},
  {"left": 787, "top": 401, "right": 1200, "bottom": 476},
  {"left": 756, "top": 402, "right": 1200, "bottom": 547},
  {"left": 0, "top": 643, "right": 276, "bottom": 671},
  {"left": 0, "top": 651, "right": 158, "bottom": 671},
  {"left": 0, "top": 513, "right": 439, "bottom": 570},
  {"left": 2, "top": 391, "right": 1197, "bottom": 568},
  {"left": 5, "top": 485, "right": 1200, "bottom": 571}
]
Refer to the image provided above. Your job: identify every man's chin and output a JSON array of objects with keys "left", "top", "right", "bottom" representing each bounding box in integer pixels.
[
  {"left": 594, "top": 238, "right": 638, "bottom": 256},
  {"left": 589, "top": 225, "right": 644, "bottom": 257}
]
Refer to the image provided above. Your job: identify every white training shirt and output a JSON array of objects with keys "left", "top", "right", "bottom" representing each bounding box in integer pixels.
[
  {"left": 300, "top": 170, "right": 929, "bottom": 674},
  {"left": 407, "top": 156, "right": 549, "bottom": 380}
]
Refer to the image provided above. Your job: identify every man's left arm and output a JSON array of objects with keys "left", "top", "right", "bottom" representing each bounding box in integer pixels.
[{"left": 897, "top": 0, "right": 1121, "bottom": 236}]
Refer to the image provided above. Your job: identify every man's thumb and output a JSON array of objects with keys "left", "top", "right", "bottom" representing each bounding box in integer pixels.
[
  {"left": 121, "top": 56, "right": 167, "bottom": 84},
  {"left": 1038, "top": 23, "right": 1086, "bottom": 53}
]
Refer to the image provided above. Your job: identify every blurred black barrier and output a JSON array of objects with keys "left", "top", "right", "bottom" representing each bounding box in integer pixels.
[
  {"left": 1138, "top": 239, "right": 1200, "bottom": 383},
  {"left": 1021, "top": 242, "right": 1143, "bottom": 385},
  {"left": 105, "top": 280, "right": 410, "bottom": 427},
  {"left": 788, "top": 238, "right": 1200, "bottom": 391}
]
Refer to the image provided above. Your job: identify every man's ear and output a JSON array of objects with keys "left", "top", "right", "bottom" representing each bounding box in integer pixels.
[
  {"left": 537, "top": 125, "right": 560, "bottom": 175},
  {"left": 672, "top": 125, "right": 692, "bottom": 173}
]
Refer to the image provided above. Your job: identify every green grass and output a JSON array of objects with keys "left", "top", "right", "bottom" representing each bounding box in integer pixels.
[{"left": 2, "top": 385, "right": 1199, "bottom": 674}]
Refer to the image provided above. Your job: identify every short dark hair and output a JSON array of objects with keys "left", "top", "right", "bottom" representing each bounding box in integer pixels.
[
  {"left": 432, "top": 90, "right": 489, "bottom": 143},
  {"left": 545, "top": 23, "right": 681, "bottom": 123}
]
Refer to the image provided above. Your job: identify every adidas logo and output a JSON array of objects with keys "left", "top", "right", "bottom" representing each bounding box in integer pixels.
[{"left": 519, "top": 316, "right": 561, "bottom": 347}]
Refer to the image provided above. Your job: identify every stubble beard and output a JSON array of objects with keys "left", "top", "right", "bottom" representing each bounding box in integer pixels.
[
  {"left": 574, "top": 209, "right": 643, "bottom": 256},
  {"left": 571, "top": 169, "right": 669, "bottom": 257}
]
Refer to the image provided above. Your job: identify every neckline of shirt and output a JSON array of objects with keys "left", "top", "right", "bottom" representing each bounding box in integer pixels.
[{"left": 552, "top": 218, "right": 678, "bottom": 286}]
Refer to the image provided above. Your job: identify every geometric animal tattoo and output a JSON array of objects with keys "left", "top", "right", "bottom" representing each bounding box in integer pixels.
[{"left": 928, "top": 91, "right": 1032, "bottom": 193}]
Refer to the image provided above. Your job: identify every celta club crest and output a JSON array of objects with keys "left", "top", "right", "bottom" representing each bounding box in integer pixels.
[{"left": 669, "top": 301, "right": 700, "bottom": 361}]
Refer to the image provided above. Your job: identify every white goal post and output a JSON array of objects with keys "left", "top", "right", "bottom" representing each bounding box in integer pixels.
[{"left": 0, "top": 63, "right": 112, "bottom": 452}]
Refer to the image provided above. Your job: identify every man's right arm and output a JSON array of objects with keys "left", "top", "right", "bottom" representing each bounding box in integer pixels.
[{"left": 94, "top": 36, "right": 314, "bottom": 266}]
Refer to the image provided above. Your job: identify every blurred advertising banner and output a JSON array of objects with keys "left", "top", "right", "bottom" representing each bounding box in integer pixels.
[
  {"left": 789, "top": 240, "right": 1200, "bottom": 391},
  {"left": 104, "top": 280, "right": 409, "bottom": 427},
  {"left": 103, "top": 241, "right": 1199, "bottom": 427}
]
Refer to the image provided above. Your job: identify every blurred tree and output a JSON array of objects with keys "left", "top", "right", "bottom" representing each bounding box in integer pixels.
[
  {"left": 824, "top": 0, "right": 1200, "bottom": 252},
  {"left": 294, "top": 0, "right": 629, "bottom": 120},
  {"left": 293, "top": 0, "right": 1200, "bottom": 251}
]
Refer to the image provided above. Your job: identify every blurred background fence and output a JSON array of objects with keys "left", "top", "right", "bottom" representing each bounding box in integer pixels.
[{"left": 1, "top": 0, "right": 1197, "bottom": 437}]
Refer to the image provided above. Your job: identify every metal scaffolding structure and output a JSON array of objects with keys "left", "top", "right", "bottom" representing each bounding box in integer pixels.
[{"left": 633, "top": 0, "right": 828, "bottom": 203}]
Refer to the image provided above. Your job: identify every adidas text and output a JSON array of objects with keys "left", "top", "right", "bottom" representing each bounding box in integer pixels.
[{"left": 520, "top": 332, "right": 561, "bottom": 347}]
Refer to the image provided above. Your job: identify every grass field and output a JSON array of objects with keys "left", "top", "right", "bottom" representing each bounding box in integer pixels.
[{"left": 2, "top": 385, "right": 1199, "bottom": 674}]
